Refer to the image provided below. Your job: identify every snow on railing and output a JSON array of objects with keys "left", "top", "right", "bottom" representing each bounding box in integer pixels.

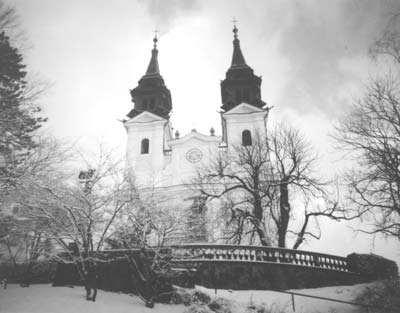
[{"left": 169, "top": 244, "right": 349, "bottom": 272}]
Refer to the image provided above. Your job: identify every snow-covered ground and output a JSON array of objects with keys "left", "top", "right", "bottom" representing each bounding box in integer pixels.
[
  {"left": 0, "top": 283, "right": 371, "bottom": 313},
  {"left": 198, "top": 284, "right": 367, "bottom": 313},
  {"left": 0, "top": 285, "right": 185, "bottom": 313}
]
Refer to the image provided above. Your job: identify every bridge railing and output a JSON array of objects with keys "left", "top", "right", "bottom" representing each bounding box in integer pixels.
[{"left": 169, "top": 244, "right": 349, "bottom": 272}]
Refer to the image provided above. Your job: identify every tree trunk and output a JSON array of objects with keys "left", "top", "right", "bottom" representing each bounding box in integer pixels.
[
  {"left": 278, "top": 181, "right": 290, "bottom": 248},
  {"left": 21, "top": 261, "right": 33, "bottom": 287},
  {"left": 292, "top": 214, "right": 311, "bottom": 250},
  {"left": 253, "top": 194, "right": 270, "bottom": 246}
]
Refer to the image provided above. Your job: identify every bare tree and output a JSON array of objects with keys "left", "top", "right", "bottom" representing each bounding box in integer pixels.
[
  {"left": 334, "top": 12, "right": 400, "bottom": 241},
  {"left": 369, "top": 12, "right": 400, "bottom": 63},
  {"left": 15, "top": 147, "right": 136, "bottom": 301},
  {"left": 0, "top": 137, "right": 73, "bottom": 285},
  {"left": 195, "top": 133, "right": 274, "bottom": 246},
  {"left": 196, "top": 125, "right": 349, "bottom": 249},
  {"left": 334, "top": 78, "right": 400, "bottom": 240},
  {"left": 267, "top": 124, "right": 324, "bottom": 247},
  {"left": 105, "top": 184, "right": 183, "bottom": 308}
]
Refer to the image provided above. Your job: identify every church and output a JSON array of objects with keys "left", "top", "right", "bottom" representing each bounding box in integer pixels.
[
  {"left": 123, "top": 25, "right": 271, "bottom": 243},
  {"left": 124, "top": 25, "right": 269, "bottom": 192}
]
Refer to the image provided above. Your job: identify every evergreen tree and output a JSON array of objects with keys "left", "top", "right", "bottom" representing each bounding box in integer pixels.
[{"left": 0, "top": 31, "right": 46, "bottom": 187}]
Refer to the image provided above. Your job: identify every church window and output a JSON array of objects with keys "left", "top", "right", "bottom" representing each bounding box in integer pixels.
[
  {"left": 141, "top": 138, "right": 149, "bottom": 154},
  {"left": 242, "top": 130, "right": 252, "bottom": 146}
]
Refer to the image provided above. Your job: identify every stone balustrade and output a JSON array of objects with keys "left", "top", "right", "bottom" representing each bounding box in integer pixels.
[{"left": 169, "top": 244, "right": 349, "bottom": 272}]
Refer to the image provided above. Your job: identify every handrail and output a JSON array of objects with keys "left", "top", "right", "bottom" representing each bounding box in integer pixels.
[
  {"left": 58, "top": 244, "right": 351, "bottom": 273},
  {"left": 169, "top": 243, "right": 348, "bottom": 261},
  {"left": 169, "top": 244, "right": 350, "bottom": 272}
]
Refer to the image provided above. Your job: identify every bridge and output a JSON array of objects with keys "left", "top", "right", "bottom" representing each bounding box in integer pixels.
[
  {"left": 169, "top": 243, "right": 350, "bottom": 273},
  {"left": 165, "top": 244, "right": 370, "bottom": 289},
  {"left": 55, "top": 243, "right": 397, "bottom": 291}
]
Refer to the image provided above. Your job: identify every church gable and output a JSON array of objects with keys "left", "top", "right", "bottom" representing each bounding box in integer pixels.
[
  {"left": 125, "top": 111, "right": 166, "bottom": 125},
  {"left": 223, "top": 102, "right": 266, "bottom": 115}
]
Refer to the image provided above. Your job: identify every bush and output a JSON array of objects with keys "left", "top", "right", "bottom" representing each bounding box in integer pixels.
[
  {"left": 190, "top": 290, "right": 211, "bottom": 305},
  {"left": 184, "top": 304, "right": 214, "bottom": 313},
  {"left": 355, "top": 279, "right": 400, "bottom": 313},
  {"left": 169, "top": 288, "right": 211, "bottom": 306},
  {"left": 347, "top": 253, "right": 398, "bottom": 280},
  {"left": 0, "top": 260, "right": 56, "bottom": 284},
  {"left": 208, "top": 298, "right": 235, "bottom": 313}
]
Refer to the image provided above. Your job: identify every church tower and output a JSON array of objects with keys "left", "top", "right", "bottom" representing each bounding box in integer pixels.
[
  {"left": 127, "top": 36, "right": 172, "bottom": 119},
  {"left": 124, "top": 35, "right": 173, "bottom": 187},
  {"left": 221, "top": 24, "right": 269, "bottom": 149},
  {"left": 220, "top": 24, "right": 265, "bottom": 112}
]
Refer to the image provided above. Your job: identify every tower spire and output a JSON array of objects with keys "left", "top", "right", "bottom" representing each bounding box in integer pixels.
[
  {"left": 145, "top": 32, "right": 160, "bottom": 76},
  {"left": 220, "top": 22, "right": 265, "bottom": 112},
  {"left": 128, "top": 32, "right": 173, "bottom": 119},
  {"left": 231, "top": 19, "right": 247, "bottom": 68}
]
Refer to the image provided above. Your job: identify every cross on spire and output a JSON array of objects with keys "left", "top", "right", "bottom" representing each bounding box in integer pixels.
[
  {"left": 153, "top": 29, "right": 159, "bottom": 48},
  {"left": 231, "top": 17, "right": 239, "bottom": 38},
  {"left": 231, "top": 17, "right": 238, "bottom": 27}
]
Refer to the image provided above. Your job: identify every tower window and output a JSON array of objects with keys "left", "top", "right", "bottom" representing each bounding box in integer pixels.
[
  {"left": 141, "top": 138, "right": 149, "bottom": 154},
  {"left": 242, "top": 130, "right": 252, "bottom": 146}
]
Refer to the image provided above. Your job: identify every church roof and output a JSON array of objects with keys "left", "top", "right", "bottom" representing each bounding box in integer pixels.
[
  {"left": 223, "top": 102, "right": 268, "bottom": 115},
  {"left": 124, "top": 110, "right": 167, "bottom": 125},
  {"left": 144, "top": 37, "right": 160, "bottom": 77},
  {"left": 230, "top": 25, "right": 248, "bottom": 69}
]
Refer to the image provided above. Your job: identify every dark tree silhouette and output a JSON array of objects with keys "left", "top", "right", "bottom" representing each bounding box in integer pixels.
[{"left": 196, "top": 126, "right": 350, "bottom": 249}]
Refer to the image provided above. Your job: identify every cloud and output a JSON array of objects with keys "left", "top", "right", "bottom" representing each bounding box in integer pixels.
[
  {"left": 275, "top": 0, "right": 400, "bottom": 116},
  {"left": 138, "top": 0, "right": 201, "bottom": 33}
]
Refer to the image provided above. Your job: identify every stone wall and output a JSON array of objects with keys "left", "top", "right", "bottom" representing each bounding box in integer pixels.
[{"left": 193, "top": 261, "right": 364, "bottom": 290}]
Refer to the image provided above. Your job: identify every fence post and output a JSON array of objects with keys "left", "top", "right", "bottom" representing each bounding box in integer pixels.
[{"left": 291, "top": 293, "right": 295, "bottom": 312}]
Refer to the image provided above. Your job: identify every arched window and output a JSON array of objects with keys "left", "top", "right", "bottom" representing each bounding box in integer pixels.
[
  {"left": 242, "top": 130, "right": 252, "bottom": 146},
  {"left": 141, "top": 138, "right": 149, "bottom": 154}
]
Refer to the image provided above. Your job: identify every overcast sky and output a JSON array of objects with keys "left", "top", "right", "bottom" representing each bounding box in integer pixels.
[{"left": 5, "top": 0, "right": 400, "bottom": 263}]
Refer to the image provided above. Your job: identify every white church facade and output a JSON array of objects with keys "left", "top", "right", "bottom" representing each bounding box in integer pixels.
[
  {"left": 123, "top": 26, "right": 270, "bottom": 242},
  {"left": 124, "top": 26, "right": 269, "bottom": 189}
]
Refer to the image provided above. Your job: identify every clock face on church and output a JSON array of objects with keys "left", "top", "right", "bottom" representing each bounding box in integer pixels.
[{"left": 186, "top": 148, "right": 203, "bottom": 163}]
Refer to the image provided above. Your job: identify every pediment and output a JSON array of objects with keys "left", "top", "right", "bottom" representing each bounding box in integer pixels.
[
  {"left": 169, "top": 131, "right": 221, "bottom": 147},
  {"left": 223, "top": 103, "right": 266, "bottom": 115},
  {"left": 125, "top": 111, "right": 166, "bottom": 124}
]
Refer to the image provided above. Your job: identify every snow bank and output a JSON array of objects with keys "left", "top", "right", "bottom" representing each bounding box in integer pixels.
[
  {"left": 195, "top": 283, "right": 373, "bottom": 313},
  {"left": 0, "top": 284, "right": 185, "bottom": 313}
]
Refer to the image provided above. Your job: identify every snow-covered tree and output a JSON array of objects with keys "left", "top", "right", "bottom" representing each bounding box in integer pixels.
[{"left": 0, "top": 2, "right": 47, "bottom": 191}]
